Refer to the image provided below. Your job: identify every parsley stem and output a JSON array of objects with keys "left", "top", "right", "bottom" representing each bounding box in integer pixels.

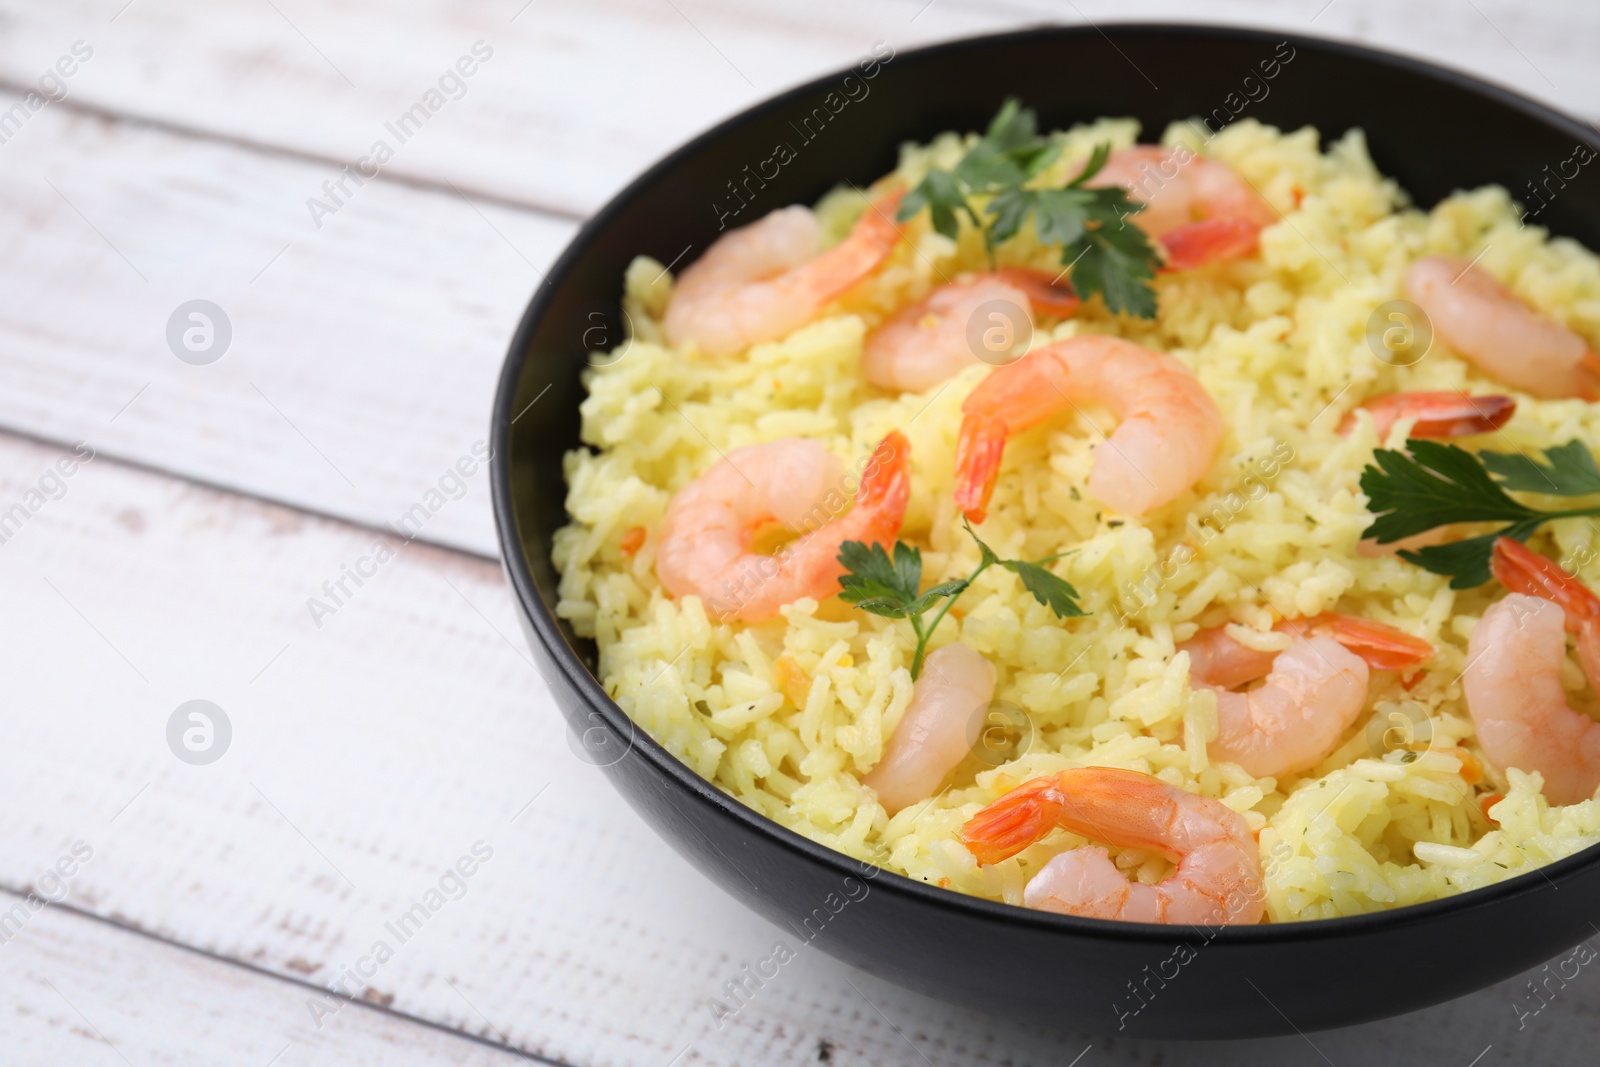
[
  {"left": 907, "top": 616, "right": 928, "bottom": 679},
  {"left": 910, "top": 557, "right": 995, "bottom": 679}
]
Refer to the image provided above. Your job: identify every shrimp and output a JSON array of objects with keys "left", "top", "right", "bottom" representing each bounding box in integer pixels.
[
  {"left": 1180, "top": 614, "right": 1432, "bottom": 777},
  {"left": 1490, "top": 536, "right": 1600, "bottom": 684},
  {"left": 1185, "top": 632, "right": 1368, "bottom": 778},
  {"left": 863, "top": 642, "right": 997, "bottom": 814},
  {"left": 655, "top": 431, "right": 909, "bottom": 622},
  {"left": 1183, "top": 613, "right": 1438, "bottom": 672},
  {"left": 960, "top": 767, "right": 1264, "bottom": 924},
  {"left": 1464, "top": 539, "right": 1600, "bottom": 805},
  {"left": 1403, "top": 256, "right": 1600, "bottom": 399},
  {"left": 1466, "top": 595, "right": 1600, "bottom": 805},
  {"left": 1089, "top": 146, "right": 1278, "bottom": 270},
  {"left": 1338, "top": 391, "right": 1516, "bottom": 441},
  {"left": 1281, "top": 612, "right": 1437, "bottom": 673},
  {"left": 663, "top": 189, "right": 905, "bottom": 356},
  {"left": 953, "top": 335, "right": 1224, "bottom": 521},
  {"left": 861, "top": 269, "right": 1081, "bottom": 393}
]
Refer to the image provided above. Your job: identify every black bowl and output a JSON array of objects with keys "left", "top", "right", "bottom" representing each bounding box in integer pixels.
[{"left": 491, "top": 24, "right": 1600, "bottom": 1038}]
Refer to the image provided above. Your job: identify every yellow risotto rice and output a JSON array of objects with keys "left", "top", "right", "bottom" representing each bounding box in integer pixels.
[{"left": 552, "top": 117, "right": 1600, "bottom": 922}]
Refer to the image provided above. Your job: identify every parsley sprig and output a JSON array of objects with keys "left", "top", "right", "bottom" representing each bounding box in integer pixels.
[
  {"left": 895, "top": 98, "right": 1161, "bottom": 318},
  {"left": 836, "top": 519, "right": 1084, "bottom": 678},
  {"left": 1360, "top": 439, "right": 1600, "bottom": 587}
]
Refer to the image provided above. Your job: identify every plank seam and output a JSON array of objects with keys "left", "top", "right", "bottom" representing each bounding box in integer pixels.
[
  {"left": 0, "top": 423, "right": 501, "bottom": 564},
  {"left": 0, "top": 79, "right": 590, "bottom": 224},
  {"left": 2, "top": 887, "right": 579, "bottom": 1067}
]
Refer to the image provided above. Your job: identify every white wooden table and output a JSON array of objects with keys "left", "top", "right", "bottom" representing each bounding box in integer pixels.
[{"left": 2, "top": 2, "right": 1597, "bottom": 1063}]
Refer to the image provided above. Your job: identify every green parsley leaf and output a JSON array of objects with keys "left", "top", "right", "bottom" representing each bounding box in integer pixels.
[
  {"left": 983, "top": 174, "right": 1158, "bottom": 317},
  {"left": 897, "top": 97, "right": 1052, "bottom": 239},
  {"left": 983, "top": 97, "right": 1039, "bottom": 153},
  {"left": 905, "top": 578, "right": 969, "bottom": 617},
  {"left": 984, "top": 186, "right": 1042, "bottom": 246},
  {"left": 1481, "top": 440, "right": 1600, "bottom": 496},
  {"left": 1065, "top": 202, "right": 1160, "bottom": 318},
  {"left": 1028, "top": 188, "right": 1099, "bottom": 246},
  {"left": 849, "top": 596, "right": 911, "bottom": 620},
  {"left": 1360, "top": 438, "right": 1600, "bottom": 587},
  {"left": 1003, "top": 559, "right": 1088, "bottom": 618},
  {"left": 836, "top": 540, "right": 920, "bottom": 606},
  {"left": 898, "top": 168, "right": 975, "bottom": 242},
  {"left": 893, "top": 99, "right": 1160, "bottom": 317},
  {"left": 837, "top": 520, "right": 1084, "bottom": 677},
  {"left": 1398, "top": 531, "right": 1511, "bottom": 590},
  {"left": 963, "top": 518, "right": 1001, "bottom": 569},
  {"left": 1068, "top": 142, "right": 1112, "bottom": 187},
  {"left": 1360, "top": 440, "right": 1537, "bottom": 544},
  {"left": 960, "top": 517, "right": 1086, "bottom": 618},
  {"left": 956, "top": 97, "right": 1059, "bottom": 188},
  {"left": 891, "top": 542, "right": 924, "bottom": 604}
]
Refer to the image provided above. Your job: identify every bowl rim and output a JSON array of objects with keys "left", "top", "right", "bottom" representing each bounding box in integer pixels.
[{"left": 491, "top": 20, "right": 1600, "bottom": 944}]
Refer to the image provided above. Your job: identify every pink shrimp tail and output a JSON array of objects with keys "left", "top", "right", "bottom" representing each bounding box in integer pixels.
[
  {"left": 960, "top": 775, "right": 1067, "bottom": 866},
  {"left": 857, "top": 430, "right": 912, "bottom": 520},
  {"left": 810, "top": 432, "right": 909, "bottom": 614},
  {"left": 1159, "top": 216, "right": 1260, "bottom": 270},
  {"left": 1287, "top": 612, "right": 1435, "bottom": 672},
  {"left": 1582, "top": 349, "right": 1600, "bottom": 389},
  {"left": 1044, "top": 767, "right": 1185, "bottom": 854},
  {"left": 953, "top": 413, "right": 1008, "bottom": 523},
  {"left": 1338, "top": 391, "right": 1516, "bottom": 439},
  {"left": 1491, "top": 538, "right": 1600, "bottom": 630},
  {"left": 809, "top": 187, "right": 907, "bottom": 305}
]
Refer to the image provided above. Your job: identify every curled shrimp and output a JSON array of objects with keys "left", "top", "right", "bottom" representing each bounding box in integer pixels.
[
  {"left": 953, "top": 335, "right": 1224, "bottom": 521},
  {"left": 655, "top": 432, "right": 909, "bottom": 622},
  {"left": 1190, "top": 607, "right": 1440, "bottom": 675},
  {"left": 663, "top": 190, "right": 904, "bottom": 356},
  {"left": 863, "top": 642, "right": 997, "bottom": 814},
  {"left": 1180, "top": 614, "right": 1431, "bottom": 777},
  {"left": 1465, "top": 538, "right": 1600, "bottom": 804},
  {"left": 861, "top": 269, "right": 1081, "bottom": 393},
  {"left": 1404, "top": 256, "right": 1600, "bottom": 399},
  {"left": 960, "top": 767, "right": 1264, "bottom": 924},
  {"left": 1184, "top": 630, "right": 1367, "bottom": 778},
  {"left": 1089, "top": 146, "right": 1278, "bottom": 269},
  {"left": 1338, "top": 391, "right": 1516, "bottom": 441}
]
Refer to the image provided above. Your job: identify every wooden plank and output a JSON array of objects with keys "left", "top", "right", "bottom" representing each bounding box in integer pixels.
[
  {"left": 0, "top": 0, "right": 1025, "bottom": 217},
  {"left": 0, "top": 88, "right": 574, "bottom": 557},
  {"left": 0, "top": 1, "right": 1595, "bottom": 219},
  {"left": 1, "top": 435, "right": 1596, "bottom": 1063},
  {"left": 4, "top": 910, "right": 1598, "bottom": 1067},
  {"left": 0, "top": 892, "right": 546, "bottom": 1065}
]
